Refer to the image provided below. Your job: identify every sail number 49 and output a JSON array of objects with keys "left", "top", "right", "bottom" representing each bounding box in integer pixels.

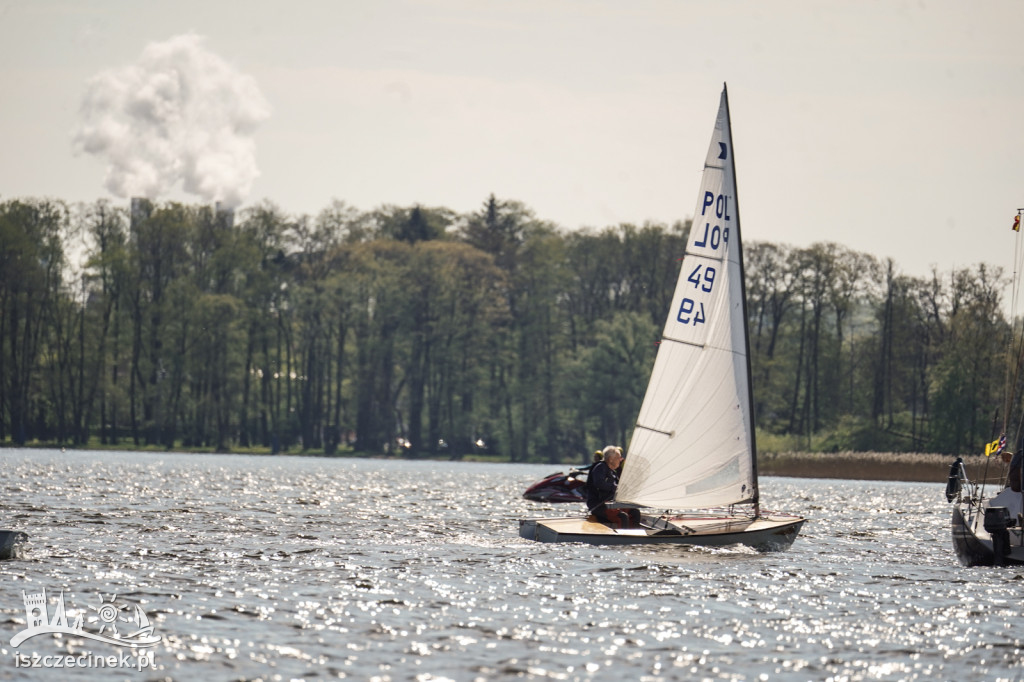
[
  {"left": 687, "top": 265, "right": 715, "bottom": 292},
  {"left": 677, "top": 298, "right": 705, "bottom": 325},
  {"left": 677, "top": 264, "right": 715, "bottom": 325}
]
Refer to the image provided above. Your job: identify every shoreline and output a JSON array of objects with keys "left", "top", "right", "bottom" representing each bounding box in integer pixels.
[{"left": 1, "top": 444, "right": 990, "bottom": 484}]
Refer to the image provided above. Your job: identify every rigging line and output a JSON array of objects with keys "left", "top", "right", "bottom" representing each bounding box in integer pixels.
[
  {"left": 682, "top": 250, "right": 727, "bottom": 263},
  {"left": 659, "top": 335, "right": 704, "bottom": 349},
  {"left": 1009, "top": 220, "right": 1020, "bottom": 416},
  {"left": 1010, "top": 329, "right": 1024, "bottom": 445},
  {"left": 659, "top": 335, "right": 748, "bottom": 358},
  {"left": 634, "top": 423, "right": 673, "bottom": 437}
]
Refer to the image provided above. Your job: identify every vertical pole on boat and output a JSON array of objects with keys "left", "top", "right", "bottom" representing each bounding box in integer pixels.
[
  {"left": 1017, "top": 432, "right": 1024, "bottom": 545},
  {"left": 1004, "top": 212, "right": 1023, "bottom": 453},
  {"left": 1010, "top": 210, "right": 1024, "bottom": 544},
  {"left": 722, "top": 82, "right": 761, "bottom": 518}
]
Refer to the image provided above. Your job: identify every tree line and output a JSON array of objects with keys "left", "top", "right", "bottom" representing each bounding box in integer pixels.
[{"left": 0, "top": 195, "right": 1014, "bottom": 461}]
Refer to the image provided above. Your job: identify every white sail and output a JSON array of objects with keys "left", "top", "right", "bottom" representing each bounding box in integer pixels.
[{"left": 616, "top": 86, "right": 757, "bottom": 510}]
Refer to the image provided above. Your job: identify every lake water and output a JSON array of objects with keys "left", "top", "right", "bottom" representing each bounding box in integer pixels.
[{"left": 0, "top": 448, "right": 1019, "bottom": 681}]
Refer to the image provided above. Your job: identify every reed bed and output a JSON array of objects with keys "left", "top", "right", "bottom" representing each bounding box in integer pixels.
[{"left": 758, "top": 451, "right": 1007, "bottom": 484}]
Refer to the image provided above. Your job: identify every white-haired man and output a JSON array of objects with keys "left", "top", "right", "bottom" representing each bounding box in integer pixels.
[{"left": 585, "top": 445, "right": 640, "bottom": 528}]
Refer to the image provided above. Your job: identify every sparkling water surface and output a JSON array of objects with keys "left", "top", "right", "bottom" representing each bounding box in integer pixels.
[{"left": 0, "top": 448, "right": 1020, "bottom": 681}]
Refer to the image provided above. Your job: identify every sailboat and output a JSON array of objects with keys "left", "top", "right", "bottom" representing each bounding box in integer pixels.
[
  {"left": 126, "top": 603, "right": 155, "bottom": 639},
  {"left": 519, "top": 85, "right": 806, "bottom": 549},
  {"left": 947, "top": 456, "right": 1024, "bottom": 566},
  {"left": 947, "top": 210, "right": 1024, "bottom": 567}
]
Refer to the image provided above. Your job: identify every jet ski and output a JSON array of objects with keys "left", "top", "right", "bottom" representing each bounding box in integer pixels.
[{"left": 523, "top": 469, "right": 589, "bottom": 503}]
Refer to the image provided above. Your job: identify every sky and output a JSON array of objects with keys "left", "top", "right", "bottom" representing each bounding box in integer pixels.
[{"left": 1, "top": 0, "right": 1022, "bottom": 280}]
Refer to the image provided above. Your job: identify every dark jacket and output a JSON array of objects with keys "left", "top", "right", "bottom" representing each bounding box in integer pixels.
[{"left": 585, "top": 461, "right": 618, "bottom": 512}]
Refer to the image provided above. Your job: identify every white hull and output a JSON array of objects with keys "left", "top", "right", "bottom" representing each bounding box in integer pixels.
[{"left": 520, "top": 511, "right": 804, "bottom": 550}]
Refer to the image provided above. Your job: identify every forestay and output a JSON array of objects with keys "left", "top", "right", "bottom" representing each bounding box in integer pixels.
[{"left": 616, "top": 87, "right": 757, "bottom": 510}]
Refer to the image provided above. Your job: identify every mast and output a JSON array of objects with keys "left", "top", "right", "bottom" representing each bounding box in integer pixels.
[
  {"left": 1007, "top": 208, "right": 1024, "bottom": 445},
  {"left": 722, "top": 83, "right": 761, "bottom": 515}
]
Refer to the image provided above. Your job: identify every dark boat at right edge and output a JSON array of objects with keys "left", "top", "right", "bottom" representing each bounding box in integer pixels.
[
  {"left": 948, "top": 453, "right": 1024, "bottom": 567},
  {"left": 946, "top": 208, "right": 1024, "bottom": 567}
]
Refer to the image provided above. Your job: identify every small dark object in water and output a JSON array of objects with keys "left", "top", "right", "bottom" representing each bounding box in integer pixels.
[{"left": 0, "top": 530, "right": 28, "bottom": 560}]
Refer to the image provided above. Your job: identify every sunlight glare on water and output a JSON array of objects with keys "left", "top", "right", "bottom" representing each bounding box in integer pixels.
[{"left": 0, "top": 449, "right": 1021, "bottom": 680}]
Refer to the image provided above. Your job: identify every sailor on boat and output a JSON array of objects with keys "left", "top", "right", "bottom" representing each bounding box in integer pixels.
[
  {"left": 1007, "top": 448, "right": 1022, "bottom": 493},
  {"left": 585, "top": 445, "right": 641, "bottom": 528},
  {"left": 569, "top": 450, "right": 604, "bottom": 478}
]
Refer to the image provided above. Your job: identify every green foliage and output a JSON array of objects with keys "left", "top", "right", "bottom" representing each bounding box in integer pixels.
[
  {"left": 571, "top": 311, "right": 657, "bottom": 448},
  {"left": 815, "top": 415, "right": 913, "bottom": 453},
  {"left": 753, "top": 430, "right": 807, "bottom": 454}
]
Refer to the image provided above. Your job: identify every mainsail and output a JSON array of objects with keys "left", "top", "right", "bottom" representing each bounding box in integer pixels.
[{"left": 616, "top": 86, "right": 757, "bottom": 510}]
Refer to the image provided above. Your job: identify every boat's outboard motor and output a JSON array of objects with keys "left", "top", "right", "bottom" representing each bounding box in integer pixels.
[
  {"left": 983, "top": 506, "right": 1016, "bottom": 565},
  {"left": 945, "top": 457, "right": 966, "bottom": 502}
]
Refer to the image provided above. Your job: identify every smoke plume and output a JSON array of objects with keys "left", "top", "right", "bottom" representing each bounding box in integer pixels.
[{"left": 73, "top": 33, "right": 270, "bottom": 207}]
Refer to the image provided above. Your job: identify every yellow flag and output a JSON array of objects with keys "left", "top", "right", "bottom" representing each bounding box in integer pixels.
[{"left": 985, "top": 438, "right": 1001, "bottom": 456}]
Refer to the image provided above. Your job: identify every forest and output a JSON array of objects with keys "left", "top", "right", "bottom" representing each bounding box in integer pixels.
[{"left": 0, "top": 194, "right": 1013, "bottom": 462}]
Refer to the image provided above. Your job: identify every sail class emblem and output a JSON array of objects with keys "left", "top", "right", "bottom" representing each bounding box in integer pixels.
[{"left": 718, "top": 142, "right": 728, "bottom": 160}]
